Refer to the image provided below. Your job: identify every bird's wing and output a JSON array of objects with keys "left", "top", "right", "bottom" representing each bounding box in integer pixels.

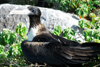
[
  {"left": 21, "top": 41, "right": 50, "bottom": 55},
  {"left": 21, "top": 32, "right": 100, "bottom": 65},
  {"left": 50, "top": 33, "right": 80, "bottom": 46},
  {"left": 21, "top": 40, "right": 100, "bottom": 65},
  {"left": 45, "top": 41, "right": 100, "bottom": 64},
  {"left": 21, "top": 41, "right": 67, "bottom": 65}
]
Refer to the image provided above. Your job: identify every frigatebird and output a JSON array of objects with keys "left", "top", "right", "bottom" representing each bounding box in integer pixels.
[{"left": 10, "top": 6, "right": 100, "bottom": 67}]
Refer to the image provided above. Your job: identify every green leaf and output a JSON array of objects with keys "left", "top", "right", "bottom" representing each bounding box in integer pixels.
[
  {"left": 63, "top": 27, "right": 75, "bottom": 41},
  {"left": 15, "top": 23, "right": 28, "bottom": 40},
  {"left": 12, "top": 45, "right": 23, "bottom": 57},
  {"left": 78, "top": 20, "right": 84, "bottom": 28},
  {"left": 0, "top": 45, "right": 4, "bottom": 53},
  {"left": 52, "top": 25, "right": 61, "bottom": 36},
  {"left": 76, "top": 4, "right": 88, "bottom": 18},
  {"left": 89, "top": 13, "right": 96, "bottom": 20},
  {"left": 0, "top": 29, "right": 17, "bottom": 46}
]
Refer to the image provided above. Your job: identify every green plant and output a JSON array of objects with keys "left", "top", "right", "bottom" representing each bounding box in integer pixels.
[
  {"left": 0, "top": 22, "right": 27, "bottom": 46},
  {"left": 15, "top": 23, "right": 28, "bottom": 39},
  {"left": 78, "top": 13, "right": 100, "bottom": 43},
  {"left": 79, "top": 13, "right": 100, "bottom": 29},
  {"left": 78, "top": 19, "right": 91, "bottom": 29},
  {"left": 48, "top": 0, "right": 99, "bottom": 18},
  {"left": 76, "top": 4, "right": 88, "bottom": 18},
  {"left": 61, "top": 0, "right": 81, "bottom": 11},
  {"left": 52, "top": 25, "right": 62, "bottom": 36},
  {"left": 83, "top": 29, "right": 100, "bottom": 42},
  {"left": 0, "top": 23, "right": 29, "bottom": 66},
  {"left": 77, "top": 0, "right": 100, "bottom": 18},
  {"left": 0, "top": 29, "right": 17, "bottom": 46},
  {"left": 87, "top": 0, "right": 100, "bottom": 10},
  {"left": 63, "top": 27, "right": 75, "bottom": 41},
  {"left": 8, "top": 44, "right": 23, "bottom": 57},
  {"left": 52, "top": 25, "right": 75, "bottom": 41},
  {"left": 0, "top": 45, "right": 7, "bottom": 60}
]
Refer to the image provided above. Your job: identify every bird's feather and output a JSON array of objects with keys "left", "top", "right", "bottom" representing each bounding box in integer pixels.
[{"left": 21, "top": 34, "right": 100, "bottom": 65}]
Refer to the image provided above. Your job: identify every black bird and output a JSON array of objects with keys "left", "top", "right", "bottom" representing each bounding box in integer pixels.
[{"left": 10, "top": 6, "right": 100, "bottom": 67}]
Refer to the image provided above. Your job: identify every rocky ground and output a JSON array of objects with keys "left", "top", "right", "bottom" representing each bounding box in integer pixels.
[{"left": 0, "top": 4, "right": 85, "bottom": 42}]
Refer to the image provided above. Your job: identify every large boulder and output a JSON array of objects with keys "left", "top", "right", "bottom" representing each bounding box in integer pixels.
[{"left": 0, "top": 4, "right": 85, "bottom": 41}]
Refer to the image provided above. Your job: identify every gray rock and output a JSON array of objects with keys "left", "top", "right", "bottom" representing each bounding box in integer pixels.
[{"left": 0, "top": 4, "right": 85, "bottom": 42}]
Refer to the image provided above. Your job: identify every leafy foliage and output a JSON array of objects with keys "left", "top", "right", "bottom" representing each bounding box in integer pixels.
[
  {"left": 83, "top": 29, "right": 100, "bottom": 42},
  {"left": 78, "top": 13, "right": 100, "bottom": 43},
  {"left": 52, "top": 25, "right": 61, "bottom": 36},
  {"left": 0, "top": 45, "right": 7, "bottom": 63},
  {"left": 8, "top": 44, "right": 23, "bottom": 57},
  {"left": 76, "top": 4, "right": 88, "bottom": 18},
  {"left": 46, "top": 0, "right": 100, "bottom": 18},
  {"left": 79, "top": 13, "right": 100, "bottom": 29},
  {"left": 61, "top": 0, "right": 81, "bottom": 11},
  {"left": 15, "top": 23, "right": 28, "bottom": 38},
  {"left": 0, "top": 29, "right": 17, "bottom": 46},
  {"left": 52, "top": 25, "right": 75, "bottom": 41},
  {"left": 0, "top": 23, "right": 28, "bottom": 66},
  {"left": 63, "top": 27, "right": 75, "bottom": 41},
  {"left": 76, "top": 0, "right": 99, "bottom": 18}
]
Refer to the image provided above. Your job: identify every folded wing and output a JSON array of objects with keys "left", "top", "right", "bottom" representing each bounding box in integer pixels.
[{"left": 21, "top": 40, "right": 100, "bottom": 65}]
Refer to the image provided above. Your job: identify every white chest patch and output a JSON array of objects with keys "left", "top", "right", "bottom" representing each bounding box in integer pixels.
[{"left": 28, "top": 27, "right": 38, "bottom": 41}]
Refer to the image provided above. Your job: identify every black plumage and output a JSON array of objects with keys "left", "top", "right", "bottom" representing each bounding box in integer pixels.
[
  {"left": 21, "top": 36, "right": 100, "bottom": 67},
  {"left": 10, "top": 6, "right": 100, "bottom": 67}
]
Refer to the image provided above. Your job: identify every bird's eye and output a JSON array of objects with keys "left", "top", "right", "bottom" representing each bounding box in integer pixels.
[{"left": 31, "top": 9, "right": 34, "bottom": 12}]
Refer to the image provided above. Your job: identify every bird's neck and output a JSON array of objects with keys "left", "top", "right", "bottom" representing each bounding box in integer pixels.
[
  {"left": 29, "top": 15, "right": 40, "bottom": 29},
  {"left": 28, "top": 16, "right": 47, "bottom": 41}
]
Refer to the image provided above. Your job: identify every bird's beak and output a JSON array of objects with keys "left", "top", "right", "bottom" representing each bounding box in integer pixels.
[{"left": 9, "top": 7, "right": 32, "bottom": 15}]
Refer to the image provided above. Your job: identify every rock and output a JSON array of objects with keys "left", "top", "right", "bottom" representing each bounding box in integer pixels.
[
  {"left": 0, "top": 4, "right": 85, "bottom": 42},
  {"left": 0, "top": 4, "right": 29, "bottom": 32}
]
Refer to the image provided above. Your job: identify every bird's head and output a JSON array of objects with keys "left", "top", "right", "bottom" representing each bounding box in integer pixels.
[
  {"left": 9, "top": 6, "right": 44, "bottom": 41},
  {"left": 9, "top": 6, "right": 41, "bottom": 16},
  {"left": 9, "top": 6, "right": 42, "bottom": 28}
]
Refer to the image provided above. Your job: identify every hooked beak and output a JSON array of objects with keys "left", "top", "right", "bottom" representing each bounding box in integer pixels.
[{"left": 9, "top": 7, "right": 32, "bottom": 15}]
